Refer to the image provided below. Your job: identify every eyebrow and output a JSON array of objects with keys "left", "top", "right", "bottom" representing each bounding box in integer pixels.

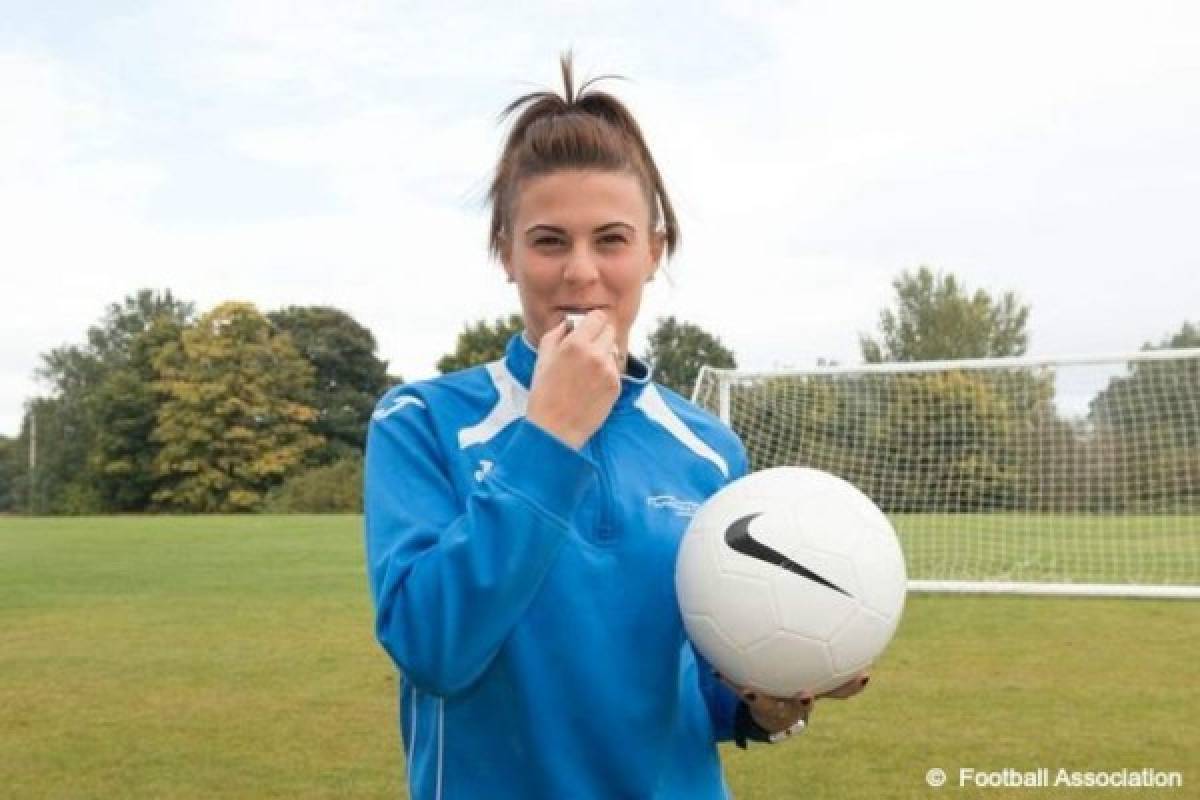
[{"left": 524, "top": 222, "right": 636, "bottom": 236}]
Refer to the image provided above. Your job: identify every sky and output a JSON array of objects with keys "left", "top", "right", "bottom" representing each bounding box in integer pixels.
[{"left": 2, "top": 0, "right": 1198, "bottom": 436}]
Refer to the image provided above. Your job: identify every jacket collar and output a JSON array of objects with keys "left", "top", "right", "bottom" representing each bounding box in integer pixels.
[{"left": 508, "top": 332, "right": 651, "bottom": 407}]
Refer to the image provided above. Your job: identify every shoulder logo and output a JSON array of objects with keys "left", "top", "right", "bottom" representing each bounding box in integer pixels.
[
  {"left": 372, "top": 395, "right": 426, "bottom": 420},
  {"left": 474, "top": 460, "right": 494, "bottom": 482}
]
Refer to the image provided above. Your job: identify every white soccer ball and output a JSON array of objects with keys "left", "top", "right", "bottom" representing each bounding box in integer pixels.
[{"left": 676, "top": 467, "right": 907, "bottom": 696}]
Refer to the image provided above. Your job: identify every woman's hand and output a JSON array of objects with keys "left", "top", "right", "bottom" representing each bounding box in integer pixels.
[
  {"left": 724, "top": 671, "right": 871, "bottom": 735},
  {"left": 526, "top": 311, "right": 622, "bottom": 450}
]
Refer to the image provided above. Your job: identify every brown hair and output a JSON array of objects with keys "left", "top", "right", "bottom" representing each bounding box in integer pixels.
[{"left": 487, "top": 52, "right": 679, "bottom": 260}]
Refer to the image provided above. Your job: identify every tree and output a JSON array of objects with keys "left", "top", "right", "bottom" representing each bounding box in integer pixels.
[
  {"left": 88, "top": 293, "right": 194, "bottom": 510},
  {"left": 860, "top": 267, "right": 1030, "bottom": 363},
  {"left": 12, "top": 395, "right": 97, "bottom": 514},
  {"left": 84, "top": 290, "right": 195, "bottom": 363},
  {"left": 438, "top": 314, "right": 524, "bottom": 374},
  {"left": 151, "top": 302, "right": 324, "bottom": 512},
  {"left": 30, "top": 289, "right": 194, "bottom": 512},
  {"left": 267, "top": 306, "right": 392, "bottom": 464},
  {"left": 1091, "top": 319, "right": 1200, "bottom": 439},
  {"left": 0, "top": 435, "right": 16, "bottom": 512},
  {"left": 644, "top": 316, "right": 737, "bottom": 397},
  {"left": 264, "top": 455, "right": 364, "bottom": 513},
  {"left": 728, "top": 370, "right": 1044, "bottom": 512},
  {"left": 31, "top": 346, "right": 104, "bottom": 512},
  {"left": 1157, "top": 320, "right": 1200, "bottom": 350},
  {"left": 1088, "top": 320, "right": 1200, "bottom": 512}
]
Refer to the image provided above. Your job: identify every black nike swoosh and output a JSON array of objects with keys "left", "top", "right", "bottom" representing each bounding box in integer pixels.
[{"left": 724, "top": 512, "right": 853, "bottom": 598}]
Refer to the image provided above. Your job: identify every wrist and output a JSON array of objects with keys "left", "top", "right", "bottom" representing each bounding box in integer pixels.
[
  {"left": 735, "top": 701, "right": 807, "bottom": 749},
  {"left": 525, "top": 410, "right": 588, "bottom": 451},
  {"left": 749, "top": 706, "right": 789, "bottom": 735},
  {"left": 733, "top": 702, "right": 772, "bottom": 749}
]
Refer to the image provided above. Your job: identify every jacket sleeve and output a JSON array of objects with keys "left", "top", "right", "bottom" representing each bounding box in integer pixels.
[
  {"left": 364, "top": 390, "right": 596, "bottom": 697},
  {"left": 694, "top": 433, "right": 752, "bottom": 741},
  {"left": 695, "top": 646, "right": 741, "bottom": 741}
]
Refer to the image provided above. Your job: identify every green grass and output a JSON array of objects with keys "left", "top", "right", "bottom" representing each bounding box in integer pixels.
[
  {"left": 2, "top": 516, "right": 1197, "bottom": 799},
  {"left": 1, "top": 516, "right": 400, "bottom": 799},
  {"left": 892, "top": 513, "right": 1200, "bottom": 584}
]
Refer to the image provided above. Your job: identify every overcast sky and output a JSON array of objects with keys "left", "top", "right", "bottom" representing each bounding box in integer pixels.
[{"left": 3, "top": 1, "right": 1198, "bottom": 436}]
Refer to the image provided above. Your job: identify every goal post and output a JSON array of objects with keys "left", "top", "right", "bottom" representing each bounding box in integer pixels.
[{"left": 693, "top": 349, "right": 1200, "bottom": 598}]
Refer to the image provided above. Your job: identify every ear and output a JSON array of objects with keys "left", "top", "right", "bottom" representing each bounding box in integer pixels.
[
  {"left": 647, "top": 230, "right": 666, "bottom": 281},
  {"left": 498, "top": 234, "right": 515, "bottom": 283}
]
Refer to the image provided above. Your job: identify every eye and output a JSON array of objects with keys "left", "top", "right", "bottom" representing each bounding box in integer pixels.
[
  {"left": 598, "top": 233, "right": 629, "bottom": 246},
  {"left": 533, "top": 236, "right": 565, "bottom": 248}
]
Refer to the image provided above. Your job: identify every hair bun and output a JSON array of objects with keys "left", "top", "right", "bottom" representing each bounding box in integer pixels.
[{"left": 487, "top": 52, "right": 679, "bottom": 260}]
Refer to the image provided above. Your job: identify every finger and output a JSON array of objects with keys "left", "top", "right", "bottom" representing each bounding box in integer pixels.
[
  {"left": 793, "top": 697, "right": 813, "bottom": 726},
  {"left": 539, "top": 319, "right": 572, "bottom": 351},
  {"left": 573, "top": 309, "right": 609, "bottom": 339},
  {"left": 774, "top": 697, "right": 804, "bottom": 719},
  {"left": 735, "top": 684, "right": 765, "bottom": 708},
  {"left": 741, "top": 687, "right": 785, "bottom": 707},
  {"left": 787, "top": 695, "right": 813, "bottom": 719},
  {"left": 562, "top": 310, "right": 586, "bottom": 333},
  {"left": 756, "top": 695, "right": 810, "bottom": 733},
  {"left": 819, "top": 673, "right": 870, "bottom": 700},
  {"left": 717, "top": 677, "right": 793, "bottom": 721},
  {"left": 594, "top": 321, "right": 619, "bottom": 363}
]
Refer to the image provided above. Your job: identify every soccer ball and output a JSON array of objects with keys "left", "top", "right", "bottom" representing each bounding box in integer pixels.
[{"left": 675, "top": 467, "right": 907, "bottom": 696}]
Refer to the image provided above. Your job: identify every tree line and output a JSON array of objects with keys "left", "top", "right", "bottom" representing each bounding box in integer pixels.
[
  {"left": 2, "top": 291, "right": 394, "bottom": 514},
  {"left": 1, "top": 269, "right": 1194, "bottom": 515},
  {"left": 0, "top": 291, "right": 735, "bottom": 514}
]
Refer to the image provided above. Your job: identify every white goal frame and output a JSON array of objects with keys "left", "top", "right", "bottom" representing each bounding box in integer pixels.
[{"left": 693, "top": 349, "right": 1200, "bottom": 599}]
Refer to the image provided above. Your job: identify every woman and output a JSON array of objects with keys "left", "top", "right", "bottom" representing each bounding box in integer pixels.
[{"left": 364, "top": 54, "right": 867, "bottom": 800}]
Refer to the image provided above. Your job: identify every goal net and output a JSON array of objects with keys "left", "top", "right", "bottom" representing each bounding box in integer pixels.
[{"left": 692, "top": 349, "right": 1200, "bottom": 598}]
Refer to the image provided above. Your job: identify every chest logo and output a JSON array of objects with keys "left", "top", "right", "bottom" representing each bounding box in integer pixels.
[{"left": 647, "top": 495, "right": 700, "bottom": 518}]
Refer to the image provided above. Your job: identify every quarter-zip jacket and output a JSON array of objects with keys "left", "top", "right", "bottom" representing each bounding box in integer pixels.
[{"left": 364, "top": 333, "right": 749, "bottom": 799}]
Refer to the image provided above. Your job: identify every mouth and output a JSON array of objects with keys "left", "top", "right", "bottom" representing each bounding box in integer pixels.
[
  {"left": 557, "top": 306, "right": 608, "bottom": 331},
  {"left": 556, "top": 305, "right": 608, "bottom": 323},
  {"left": 555, "top": 305, "right": 607, "bottom": 313}
]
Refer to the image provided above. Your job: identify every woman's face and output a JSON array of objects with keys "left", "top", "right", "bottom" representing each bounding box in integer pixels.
[{"left": 500, "top": 169, "right": 664, "bottom": 361}]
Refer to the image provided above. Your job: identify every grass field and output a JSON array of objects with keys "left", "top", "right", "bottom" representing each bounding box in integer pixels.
[
  {"left": 892, "top": 513, "right": 1200, "bottom": 585},
  {"left": 2, "top": 516, "right": 1197, "bottom": 799}
]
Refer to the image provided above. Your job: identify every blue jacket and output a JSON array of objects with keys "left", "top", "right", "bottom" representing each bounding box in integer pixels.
[{"left": 364, "top": 334, "right": 749, "bottom": 799}]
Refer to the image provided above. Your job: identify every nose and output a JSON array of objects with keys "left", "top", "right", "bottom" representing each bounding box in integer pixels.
[{"left": 562, "top": 242, "right": 600, "bottom": 286}]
